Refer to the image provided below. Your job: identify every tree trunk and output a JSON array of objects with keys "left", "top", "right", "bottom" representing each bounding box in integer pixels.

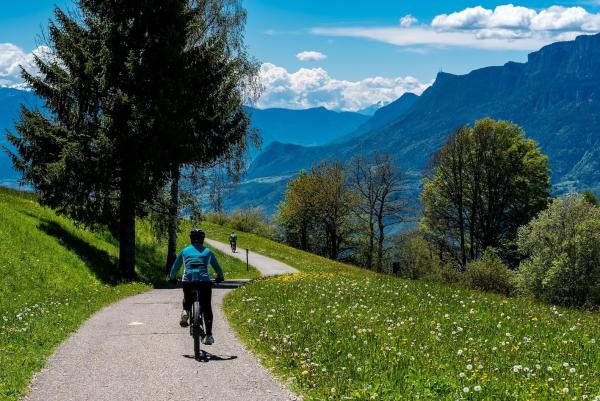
[
  {"left": 165, "top": 166, "right": 180, "bottom": 274},
  {"left": 367, "top": 220, "right": 374, "bottom": 270},
  {"left": 119, "top": 179, "right": 137, "bottom": 279},
  {"left": 376, "top": 220, "right": 385, "bottom": 273}
]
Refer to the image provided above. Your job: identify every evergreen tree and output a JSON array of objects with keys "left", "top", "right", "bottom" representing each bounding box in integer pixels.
[{"left": 7, "top": 0, "right": 255, "bottom": 277}]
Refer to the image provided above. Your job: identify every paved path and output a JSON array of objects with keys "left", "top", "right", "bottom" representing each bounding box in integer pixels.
[
  {"left": 24, "top": 240, "right": 299, "bottom": 401},
  {"left": 205, "top": 239, "right": 299, "bottom": 276}
]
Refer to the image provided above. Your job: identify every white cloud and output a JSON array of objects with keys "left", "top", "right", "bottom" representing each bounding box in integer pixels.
[
  {"left": 0, "top": 43, "right": 50, "bottom": 88},
  {"left": 400, "top": 14, "right": 418, "bottom": 27},
  {"left": 311, "top": 26, "right": 548, "bottom": 50},
  {"left": 296, "top": 50, "right": 327, "bottom": 62},
  {"left": 432, "top": 5, "right": 600, "bottom": 33},
  {"left": 256, "top": 62, "right": 429, "bottom": 111},
  {"left": 312, "top": 4, "right": 600, "bottom": 51}
]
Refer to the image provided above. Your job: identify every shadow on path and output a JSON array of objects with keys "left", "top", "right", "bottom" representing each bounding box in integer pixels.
[
  {"left": 183, "top": 352, "right": 239, "bottom": 363},
  {"left": 156, "top": 280, "right": 250, "bottom": 290}
]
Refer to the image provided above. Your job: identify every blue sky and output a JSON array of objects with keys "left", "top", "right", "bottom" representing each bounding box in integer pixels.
[{"left": 2, "top": 1, "right": 600, "bottom": 110}]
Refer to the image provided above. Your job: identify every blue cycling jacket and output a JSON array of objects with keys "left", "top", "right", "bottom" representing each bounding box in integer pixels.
[{"left": 169, "top": 244, "right": 224, "bottom": 282}]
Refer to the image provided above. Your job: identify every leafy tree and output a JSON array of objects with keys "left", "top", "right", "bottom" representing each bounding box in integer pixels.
[
  {"left": 161, "top": 0, "right": 260, "bottom": 271},
  {"left": 422, "top": 118, "right": 550, "bottom": 269},
  {"left": 350, "top": 153, "right": 407, "bottom": 272},
  {"left": 277, "top": 161, "right": 356, "bottom": 259},
  {"left": 276, "top": 171, "right": 318, "bottom": 251},
  {"left": 7, "top": 1, "right": 256, "bottom": 277},
  {"left": 311, "top": 161, "right": 356, "bottom": 260},
  {"left": 517, "top": 195, "right": 600, "bottom": 307}
]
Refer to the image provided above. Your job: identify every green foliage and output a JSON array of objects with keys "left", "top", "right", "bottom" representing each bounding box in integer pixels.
[
  {"left": 222, "top": 226, "right": 600, "bottom": 400},
  {"left": 229, "top": 207, "right": 272, "bottom": 236},
  {"left": 582, "top": 189, "right": 599, "bottom": 206},
  {"left": 205, "top": 211, "right": 230, "bottom": 226},
  {"left": 517, "top": 195, "right": 600, "bottom": 307},
  {"left": 7, "top": 1, "right": 258, "bottom": 275},
  {"left": 464, "top": 249, "right": 515, "bottom": 295},
  {"left": 391, "top": 232, "right": 443, "bottom": 280},
  {"left": 422, "top": 118, "right": 550, "bottom": 269},
  {"left": 277, "top": 161, "right": 357, "bottom": 259}
]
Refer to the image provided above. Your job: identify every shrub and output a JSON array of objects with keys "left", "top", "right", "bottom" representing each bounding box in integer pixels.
[
  {"left": 517, "top": 194, "right": 600, "bottom": 307},
  {"left": 464, "top": 249, "right": 515, "bottom": 295},
  {"left": 205, "top": 212, "right": 229, "bottom": 226},
  {"left": 230, "top": 207, "right": 265, "bottom": 233},
  {"left": 391, "top": 232, "right": 444, "bottom": 280}
]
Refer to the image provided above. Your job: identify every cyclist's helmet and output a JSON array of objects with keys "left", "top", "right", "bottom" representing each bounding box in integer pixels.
[{"left": 189, "top": 228, "right": 205, "bottom": 243}]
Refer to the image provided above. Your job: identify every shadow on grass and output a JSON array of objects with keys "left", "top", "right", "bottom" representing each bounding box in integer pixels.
[
  {"left": 37, "top": 219, "right": 122, "bottom": 285},
  {"left": 135, "top": 240, "right": 168, "bottom": 287}
]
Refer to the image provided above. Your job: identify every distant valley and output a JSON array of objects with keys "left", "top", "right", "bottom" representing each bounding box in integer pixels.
[
  {"left": 229, "top": 33, "right": 600, "bottom": 213},
  {"left": 3, "top": 33, "right": 600, "bottom": 216}
]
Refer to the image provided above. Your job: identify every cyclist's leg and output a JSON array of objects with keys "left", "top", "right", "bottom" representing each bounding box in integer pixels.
[
  {"left": 182, "top": 281, "right": 193, "bottom": 312},
  {"left": 198, "top": 282, "right": 213, "bottom": 335}
]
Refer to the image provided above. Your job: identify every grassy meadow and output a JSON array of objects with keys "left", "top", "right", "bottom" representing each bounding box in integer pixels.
[
  {"left": 214, "top": 222, "right": 600, "bottom": 400},
  {"left": 0, "top": 188, "right": 255, "bottom": 401}
]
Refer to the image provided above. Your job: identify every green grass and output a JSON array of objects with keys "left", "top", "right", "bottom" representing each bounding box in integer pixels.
[
  {"left": 0, "top": 189, "right": 256, "bottom": 401},
  {"left": 202, "top": 221, "right": 363, "bottom": 274},
  {"left": 176, "top": 220, "right": 260, "bottom": 280},
  {"left": 218, "top": 223, "right": 600, "bottom": 400}
]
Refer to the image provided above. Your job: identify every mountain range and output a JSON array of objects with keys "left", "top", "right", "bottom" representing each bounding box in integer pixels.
[
  {"left": 2, "top": 33, "right": 599, "bottom": 216},
  {"left": 0, "top": 89, "right": 368, "bottom": 188},
  {"left": 228, "top": 33, "right": 600, "bottom": 213}
]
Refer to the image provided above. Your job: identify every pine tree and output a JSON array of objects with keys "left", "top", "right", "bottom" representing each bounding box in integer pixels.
[{"left": 7, "top": 0, "right": 245, "bottom": 277}]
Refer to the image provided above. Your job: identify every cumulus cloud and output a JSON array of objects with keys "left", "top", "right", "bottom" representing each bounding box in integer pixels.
[
  {"left": 400, "top": 14, "right": 418, "bottom": 27},
  {"left": 432, "top": 5, "right": 600, "bottom": 36},
  {"left": 296, "top": 50, "right": 327, "bottom": 62},
  {"left": 0, "top": 43, "right": 50, "bottom": 88},
  {"left": 313, "top": 4, "right": 600, "bottom": 51},
  {"left": 256, "top": 62, "right": 429, "bottom": 111}
]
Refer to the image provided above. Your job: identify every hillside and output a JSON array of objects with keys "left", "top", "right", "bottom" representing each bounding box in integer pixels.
[
  {"left": 0, "top": 188, "right": 257, "bottom": 401},
  {"left": 239, "top": 33, "right": 600, "bottom": 211},
  {"left": 246, "top": 106, "right": 369, "bottom": 148},
  {"left": 213, "top": 222, "right": 600, "bottom": 400}
]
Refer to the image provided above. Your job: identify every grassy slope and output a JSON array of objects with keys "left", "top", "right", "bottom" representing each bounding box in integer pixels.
[
  {"left": 214, "top": 222, "right": 600, "bottom": 400},
  {"left": 0, "top": 189, "right": 256, "bottom": 401}
]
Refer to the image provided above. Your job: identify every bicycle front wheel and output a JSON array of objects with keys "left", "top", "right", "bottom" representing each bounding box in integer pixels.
[{"left": 192, "top": 300, "right": 201, "bottom": 359}]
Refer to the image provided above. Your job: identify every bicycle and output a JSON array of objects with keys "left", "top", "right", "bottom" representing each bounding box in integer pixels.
[
  {"left": 178, "top": 279, "right": 220, "bottom": 360},
  {"left": 230, "top": 241, "right": 237, "bottom": 253}
]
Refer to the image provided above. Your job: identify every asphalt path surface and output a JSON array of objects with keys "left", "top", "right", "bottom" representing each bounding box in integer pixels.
[
  {"left": 24, "top": 240, "right": 299, "bottom": 401},
  {"left": 204, "top": 238, "right": 299, "bottom": 276}
]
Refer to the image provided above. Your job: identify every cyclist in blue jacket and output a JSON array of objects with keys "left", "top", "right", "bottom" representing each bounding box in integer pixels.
[{"left": 170, "top": 228, "right": 224, "bottom": 345}]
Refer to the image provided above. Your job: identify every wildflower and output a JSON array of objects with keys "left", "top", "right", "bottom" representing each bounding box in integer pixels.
[
  {"left": 466, "top": 364, "right": 473, "bottom": 371},
  {"left": 562, "top": 387, "right": 569, "bottom": 394},
  {"left": 569, "top": 367, "right": 576, "bottom": 373},
  {"left": 474, "top": 385, "right": 481, "bottom": 392},
  {"left": 463, "top": 387, "right": 470, "bottom": 393}
]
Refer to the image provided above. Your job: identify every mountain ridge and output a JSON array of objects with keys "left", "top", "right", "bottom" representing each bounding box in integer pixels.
[{"left": 239, "top": 33, "right": 600, "bottom": 212}]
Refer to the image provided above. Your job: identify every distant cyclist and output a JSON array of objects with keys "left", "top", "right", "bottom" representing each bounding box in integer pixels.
[
  {"left": 229, "top": 231, "right": 237, "bottom": 253},
  {"left": 169, "top": 228, "right": 224, "bottom": 345}
]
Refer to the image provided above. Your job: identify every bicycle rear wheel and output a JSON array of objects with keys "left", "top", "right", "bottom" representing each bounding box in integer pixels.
[{"left": 192, "top": 300, "right": 201, "bottom": 359}]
